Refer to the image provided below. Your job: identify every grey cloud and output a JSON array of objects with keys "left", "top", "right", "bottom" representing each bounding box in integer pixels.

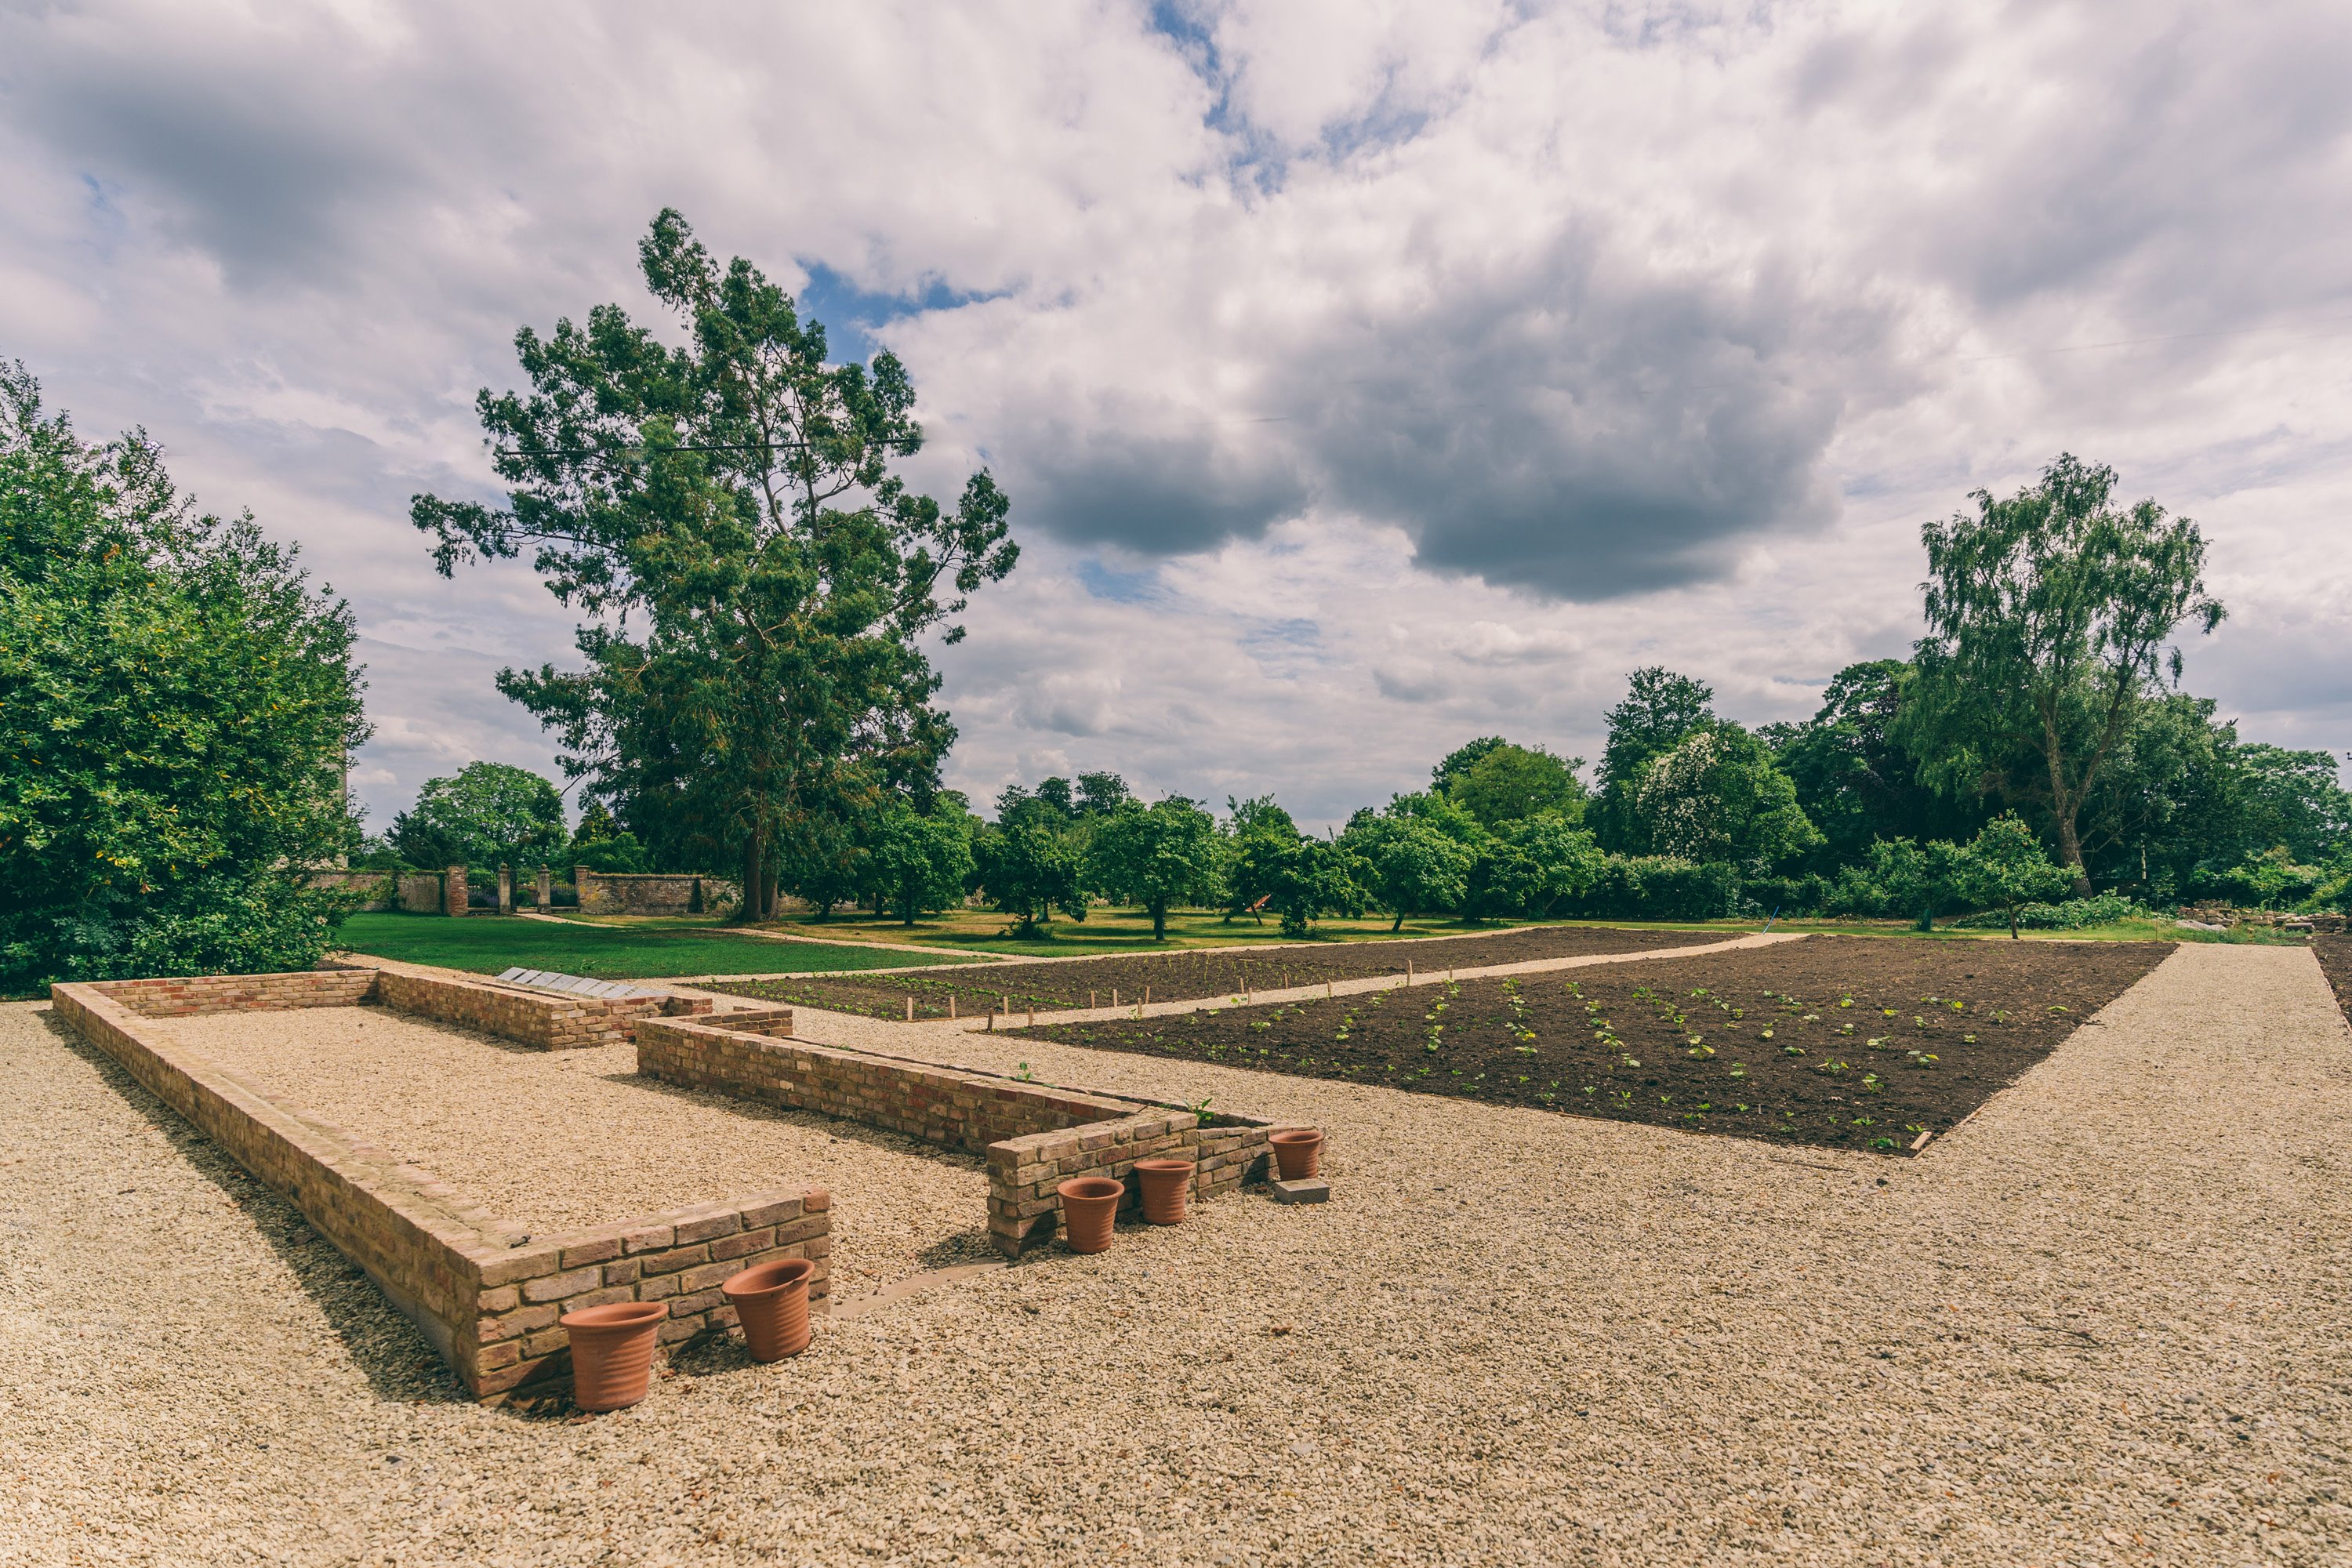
[{"left": 1011, "top": 423, "right": 1310, "bottom": 555}]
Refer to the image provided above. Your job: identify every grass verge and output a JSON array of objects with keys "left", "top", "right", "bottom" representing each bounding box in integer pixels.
[{"left": 332, "top": 912, "right": 979, "bottom": 979}]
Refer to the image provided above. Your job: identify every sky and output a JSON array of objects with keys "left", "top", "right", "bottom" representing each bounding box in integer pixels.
[{"left": 5, "top": 0, "right": 2349, "bottom": 833}]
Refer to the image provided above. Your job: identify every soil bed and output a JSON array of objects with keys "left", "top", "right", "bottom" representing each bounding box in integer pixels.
[
  {"left": 710, "top": 924, "right": 1724, "bottom": 1020},
  {"left": 2315, "top": 935, "right": 2352, "bottom": 1028},
  {"left": 1007, "top": 934, "right": 2172, "bottom": 1156}
]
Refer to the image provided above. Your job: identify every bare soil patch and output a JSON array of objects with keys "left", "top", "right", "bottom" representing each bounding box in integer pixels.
[
  {"left": 710, "top": 924, "right": 1724, "bottom": 1019},
  {"left": 1008, "top": 934, "right": 2171, "bottom": 1156},
  {"left": 2315, "top": 935, "right": 2352, "bottom": 1029}
]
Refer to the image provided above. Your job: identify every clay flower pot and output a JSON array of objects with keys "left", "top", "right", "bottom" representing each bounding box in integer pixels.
[
  {"left": 561, "top": 1300, "right": 669, "bottom": 1412},
  {"left": 1269, "top": 1128, "right": 1323, "bottom": 1181},
  {"left": 722, "top": 1258, "right": 815, "bottom": 1362},
  {"left": 1134, "top": 1158, "right": 1196, "bottom": 1225},
  {"left": 1058, "top": 1175, "right": 1124, "bottom": 1254}
]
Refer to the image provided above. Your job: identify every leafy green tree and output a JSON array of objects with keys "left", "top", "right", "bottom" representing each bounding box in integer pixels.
[
  {"left": 1824, "top": 837, "right": 1964, "bottom": 927},
  {"left": 390, "top": 761, "right": 567, "bottom": 867},
  {"left": 1443, "top": 742, "right": 1587, "bottom": 828},
  {"left": 1765, "top": 659, "right": 1980, "bottom": 869},
  {"left": 1220, "top": 794, "right": 1299, "bottom": 921},
  {"left": 865, "top": 799, "right": 974, "bottom": 925},
  {"left": 1264, "top": 837, "right": 1367, "bottom": 938},
  {"left": 1906, "top": 454, "right": 2224, "bottom": 894},
  {"left": 1958, "top": 815, "right": 2076, "bottom": 938},
  {"left": 1346, "top": 814, "right": 1475, "bottom": 930},
  {"left": 1591, "top": 667, "right": 1716, "bottom": 851},
  {"left": 1075, "top": 771, "right": 1131, "bottom": 815},
  {"left": 1471, "top": 816, "right": 1607, "bottom": 919},
  {"left": 2232, "top": 745, "right": 2351, "bottom": 866},
  {"left": 1431, "top": 736, "right": 1510, "bottom": 792},
  {"left": 409, "top": 210, "right": 1016, "bottom": 921},
  {"left": 973, "top": 821, "right": 1085, "bottom": 931},
  {"left": 1628, "top": 723, "right": 1819, "bottom": 869},
  {"left": 0, "top": 365, "right": 368, "bottom": 987},
  {"left": 1089, "top": 797, "right": 1222, "bottom": 938}
]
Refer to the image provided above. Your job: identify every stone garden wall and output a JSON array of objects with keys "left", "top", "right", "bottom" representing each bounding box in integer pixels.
[
  {"left": 50, "top": 974, "right": 830, "bottom": 1402},
  {"left": 577, "top": 870, "right": 739, "bottom": 916},
  {"left": 303, "top": 869, "right": 397, "bottom": 911},
  {"left": 635, "top": 1014, "right": 1291, "bottom": 1256}
]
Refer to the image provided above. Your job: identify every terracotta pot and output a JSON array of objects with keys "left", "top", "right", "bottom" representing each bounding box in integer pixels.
[
  {"left": 1134, "top": 1158, "right": 1196, "bottom": 1225},
  {"left": 1058, "top": 1175, "right": 1124, "bottom": 1254},
  {"left": 722, "top": 1258, "right": 815, "bottom": 1362},
  {"left": 1269, "top": 1128, "right": 1323, "bottom": 1181},
  {"left": 561, "top": 1301, "right": 668, "bottom": 1411}
]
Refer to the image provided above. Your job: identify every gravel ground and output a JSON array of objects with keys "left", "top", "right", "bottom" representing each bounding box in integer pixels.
[
  {"left": 5, "top": 940, "right": 2350, "bottom": 1566},
  {"left": 151, "top": 1006, "right": 994, "bottom": 1297}
]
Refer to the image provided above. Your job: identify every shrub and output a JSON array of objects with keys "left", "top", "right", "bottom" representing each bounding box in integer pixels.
[
  {"left": 1954, "top": 891, "right": 2145, "bottom": 931},
  {"left": 1569, "top": 855, "right": 1738, "bottom": 920}
]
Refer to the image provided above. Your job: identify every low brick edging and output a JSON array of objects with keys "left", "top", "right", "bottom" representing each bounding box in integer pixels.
[
  {"left": 331, "top": 956, "right": 713, "bottom": 1050},
  {"left": 51, "top": 977, "right": 829, "bottom": 1403},
  {"left": 636, "top": 1014, "right": 1304, "bottom": 1257}
]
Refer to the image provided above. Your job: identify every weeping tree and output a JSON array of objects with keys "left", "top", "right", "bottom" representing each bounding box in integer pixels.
[
  {"left": 411, "top": 211, "right": 1018, "bottom": 915},
  {"left": 1904, "top": 454, "right": 2223, "bottom": 895}
]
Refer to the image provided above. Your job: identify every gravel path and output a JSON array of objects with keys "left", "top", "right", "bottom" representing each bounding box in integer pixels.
[
  {"left": 151, "top": 1007, "right": 994, "bottom": 1297},
  {"left": 5, "top": 941, "right": 2349, "bottom": 1566}
]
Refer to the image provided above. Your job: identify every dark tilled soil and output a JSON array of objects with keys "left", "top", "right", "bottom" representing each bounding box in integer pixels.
[
  {"left": 1007, "top": 935, "right": 2173, "bottom": 1156},
  {"left": 710, "top": 925, "right": 1726, "bottom": 1020},
  {"left": 2316, "top": 937, "right": 2352, "bottom": 1029}
]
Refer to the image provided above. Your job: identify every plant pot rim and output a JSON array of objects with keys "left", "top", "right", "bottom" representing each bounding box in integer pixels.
[
  {"left": 1269, "top": 1128, "right": 1323, "bottom": 1144},
  {"left": 723, "top": 1258, "right": 815, "bottom": 1301},
  {"left": 1058, "top": 1175, "right": 1124, "bottom": 1200},
  {"left": 561, "top": 1301, "right": 668, "bottom": 1331},
  {"left": 1133, "top": 1157, "right": 1196, "bottom": 1174}
]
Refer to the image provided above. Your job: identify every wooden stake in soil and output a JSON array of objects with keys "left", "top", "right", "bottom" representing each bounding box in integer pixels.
[
  {"left": 949, "top": 995, "right": 956, "bottom": 1019},
  {"left": 1143, "top": 985, "right": 1151, "bottom": 1006},
  {"left": 1090, "top": 990, "right": 1098, "bottom": 1009},
  {"left": 985, "top": 1009, "right": 995, "bottom": 1032},
  {"left": 905, "top": 996, "right": 915, "bottom": 1022},
  {"left": 1112, "top": 988, "right": 1120, "bottom": 1007},
  {"left": 1406, "top": 959, "right": 1414, "bottom": 985},
  {"left": 1909, "top": 1130, "right": 1934, "bottom": 1152}
]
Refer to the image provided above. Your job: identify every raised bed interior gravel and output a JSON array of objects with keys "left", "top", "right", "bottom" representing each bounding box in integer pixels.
[
  {"left": 1003, "top": 933, "right": 2172, "bottom": 1156},
  {"left": 709, "top": 924, "right": 1726, "bottom": 1021}
]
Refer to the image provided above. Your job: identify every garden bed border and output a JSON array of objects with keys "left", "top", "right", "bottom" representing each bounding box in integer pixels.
[{"left": 50, "top": 970, "right": 829, "bottom": 1402}]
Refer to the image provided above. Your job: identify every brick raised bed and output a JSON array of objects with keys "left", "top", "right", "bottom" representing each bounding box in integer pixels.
[
  {"left": 636, "top": 1014, "right": 1305, "bottom": 1256},
  {"left": 52, "top": 972, "right": 827, "bottom": 1402}
]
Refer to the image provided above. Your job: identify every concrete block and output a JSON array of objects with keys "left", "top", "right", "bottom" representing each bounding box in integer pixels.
[{"left": 1270, "top": 1178, "right": 1330, "bottom": 1205}]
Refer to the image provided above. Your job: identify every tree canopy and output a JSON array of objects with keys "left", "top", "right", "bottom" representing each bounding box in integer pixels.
[
  {"left": 390, "top": 761, "right": 567, "bottom": 868},
  {"left": 410, "top": 210, "right": 1017, "bottom": 920},
  {"left": 1089, "top": 796, "right": 1223, "bottom": 938},
  {"left": 1906, "top": 453, "right": 2224, "bottom": 892},
  {"left": 0, "top": 365, "right": 367, "bottom": 988}
]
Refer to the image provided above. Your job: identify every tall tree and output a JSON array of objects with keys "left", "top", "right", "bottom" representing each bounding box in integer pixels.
[
  {"left": 1591, "top": 667, "right": 1715, "bottom": 851},
  {"left": 390, "top": 761, "right": 568, "bottom": 867},
  {"left": 1766, "top": 659, "right": 1979, "bottom": 868},
  {"left": 410, "top": 211, "right": 1016, "bottom": 919},
  {"left": 1907, "top": 454, "right": 2223, "bottom": 893},
  {"left": 1628, "top": 723, "right": 1819, "bottom": 869},
  {"left": 1443, "top": 742, "right": 1587, "bottom": 828},
  {"left": 0, "top": 365, "right": 368, "bottom": 986}
]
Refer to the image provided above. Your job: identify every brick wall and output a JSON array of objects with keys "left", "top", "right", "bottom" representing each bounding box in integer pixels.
[
  {"left": 52, "top": 978, "right": 829, "bottom": 1403},
  {"left": 637, "top": 1014, "right": 1299, "bottom": 1257},
  {"left": 576, "top": 870, "right": 742, "bottom": 916},
  {"left": 394, "top": 873, "right": 445, "bottom": 913},
  {"left": 99, "top": 968, "right": 381, "bottom": 1018},
  {"left": 304, "top": 869, "right": 397, "bottom": 911},
  {"left": 337, "top": 957, "right": 713, "bottom": 1050}
]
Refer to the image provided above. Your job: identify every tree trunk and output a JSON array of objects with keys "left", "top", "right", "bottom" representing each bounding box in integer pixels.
[
  {"left": 742, "top": 830, "right": 765, "bottom": 924},
  {"left": 1151, "top": 902, "right": 1167, "bottom": 940},
  {"left": 2052, "top": 808, "right": 2092, "bottom": 898},
  {"left": 2008, "top": 906, "right": 2021, "bottom": 939},
  {"left": 1392, "top": 911, "right": 1404, "bottom": 932}
]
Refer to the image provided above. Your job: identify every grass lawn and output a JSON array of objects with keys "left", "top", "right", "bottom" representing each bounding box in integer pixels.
[{"left": 333, "top": 912, "right": 982, "bottom": 979}]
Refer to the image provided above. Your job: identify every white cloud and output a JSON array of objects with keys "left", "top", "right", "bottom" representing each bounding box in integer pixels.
[{"left": 2, "top": 0, "right": 2347, "bottom": 828}]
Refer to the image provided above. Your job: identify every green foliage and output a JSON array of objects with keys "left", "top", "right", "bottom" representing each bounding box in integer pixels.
[
  {"left": 866, "top": 798, "right": 975, "bottom": 925},
  {"left": 1430, "top": 736, "right": 1510, "bottom": 793},
  {"left": 0, "top": 365, "right": 368, "bottom": 989},
  {"left": 1592, "top": 667, "right": 1716, "bottom": 851},
  {"left": 973, "top": 820, "right": 1086, "bottom": 930},
  {"left": 1220, "top": 794, "right": 1300, "bottom": 920},
  {"left": 1907, "top": 453, "right": 2225, "bottom": 888},
  {"left": 1345, "top": 813, "right": 1475, "bottom": 930},
  {"left": 1470, "top": 816, "right": 1607, "bottom": 920},
  {"left": 2206, "top": 845, "right": 2324, "bottom": 910},
  {"left": 410, "top": 210, "right": 1016, "bottom": 922},
  {"left": 1628, "top": 723, "right": 1819, "bottom": 870},
  {"left": 2232, "top": 746, "right": 2352, "bottom": 866},
  {"left": 1820, "top": 837, "right": 1964, "bottom": 925},
  {"left": 1765, "top": 659, "right": 1981, "bottom": 869},
  {"left": 1955, "top": 815, "right": 2076, "bottom": 938},
  {"left": 1088, "top": 796, "right": 1222, "bottom": 938},
  {"left": 389, "top": 761, "right": 567, "bottom": 868},
  {"left": 1443, "top": 742, "right": 1587, "bottom": 829},
  {"left": 1569, "top": 856, "right": 1738, "bottom": 921},
  {"left": 1954, "top": 891, "right": 2145, "bottom": 931},
  {"left": 1262, "top": 837, "right": 1367, "bottom": 938}
]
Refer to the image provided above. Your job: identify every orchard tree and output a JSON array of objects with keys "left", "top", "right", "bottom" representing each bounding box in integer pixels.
[
  {"left": 1443, "top": 742, "right": 1587, "bottom": 828},
  {"left": 1907, "top": 454, "right": 2223, "bottom": 894},
  {"left": 1348, "top": 814, "right": 1475, "bottom": 930},
  {"left": 1265, "top": 837, "right": 1366, "bottom": 938},
  {"left": 1472, "top": 816, "right": 1606, "bottom": 919},
  {"left": 390, "top": 761, "right": 567, "bottom": 867},
  {"left": 1958, "top": 815, "right": 2074, "bottom": 938},
  {"left": 409, "top": 211, "right": 1017, "bottom": 920},
  {"left": 0, "top": 365, "right": 368, "bottom": 986},
  {"left": 1089, "top": 796, "right": 1221, "bottom": 939},
  {"left": 865, "top": 798, "right": 974, "bottom": 925},
  {"left": 1220, "top": 794, "right": 1298, "bottom": 921},
  {"left": 974, "top": 820, "right": 1084, "bottom": 931}
]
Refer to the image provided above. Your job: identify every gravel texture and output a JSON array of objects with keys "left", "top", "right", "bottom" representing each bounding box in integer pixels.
[
  {"left": 151, "top": 1006, "right": 993, "bottom": 1295},
  {"left": 5, "top": 940, "right": 2350, "bottom": 1566}
]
